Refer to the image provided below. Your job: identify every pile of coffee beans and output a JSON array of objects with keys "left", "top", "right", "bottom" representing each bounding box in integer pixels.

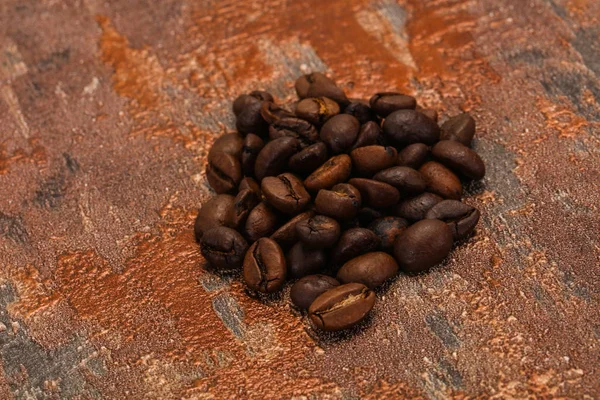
[{"left": 195, "top": 73, "right": 485, "bottom": 332}]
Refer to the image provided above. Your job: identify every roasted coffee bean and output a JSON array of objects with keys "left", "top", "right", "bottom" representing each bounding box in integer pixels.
[
  {"left": 296, "top": 215, "right": 341, "bottom": 248},
  {"left": 373, "top": 166, "right": 426, "bottom": 195},
  {"left": 416, "top": 107, "right": 439, "bottom": 122},
  {"left": 270, "top": 211, "right": 314, "bottom": 248},
  {"left": 194, "top": 194, "right": 235, "bottom": 241},
  {"left": 352, "top": 121, "right": 381, "bottom": 150},
  {"left": 397, "top": 143, "right": 429, "bottom": 169},
  {"left": 269, "top": 117, "right": 319, "bottom": 147},
  {"left": 206, "top": 152, "right": 242, "bottom": 194},
  {"left": 431, "top": 140, "right": 485, "bottom": 180},
  {"left": 295, "top": 97, "right": 340, "bottom": 125},
  {"left": 344, "top": 100, "right": 377, "bottom": 124},
  {"left": 393, "top": 192, "right": 443, "bottom": 222},
  {"left": 209, "top": 133, "right": 244, "bottom": 161},
  {"left": 368, "top": 217, "right": 409, "bottom": 251},
  {"left": 295, "top": 72, "right": 349, "bottom": 106},
  {"left": 260, "top": 101, "right": 294, "bottom": 124},
  {"left": 440, "top": 113, "right": 475, "bottom": 146},
  {"left": 261, "top": 173, "right": 311, "bottom": 215},
  {"left": 254, "top": 136, "right": 299, "bottom": 181},
  {"left": 232, "top": 91, "right": 273, "bottom": 116},
  {"left": 308, "top": 283, "right": 375, "bottom": 331},
  {"left": 236, "top": 99, "right": 268, "bottom": 135},
  {"left": 357, "top": 207, "right": 387, "bottom": 227},
  {"left": 304, "top": 154, "right": 352, "bottom": 192},
  {"left": 232, "top": 189, "right": 260, "bottom": 227},
  {"left": 288, "top": 142, "right": 328, "bottom": 175},
  {"left": 243, "top": 238, "right": 286, "bottom": 293},
  {"left": 347, "top": 178, "right": 400, "bottom": 209},
  {"left": 320, "top": 114, "right": 361, "bottom": 154},
  {"left": 369, "top": 92, "right": 416, "bottom": 117},
  {"left": 331, "top": 228, "right": 380, "bottom": 265},
  {"left": 244, "top": 202, "right": 280, "bottom": 242},
  {"left": 315, "top": 183, "right": 361, "bottom": 221},
  {"left": 383, "top": 110, "right": 440, "bottom": 146},
  {"left": 238, "top": 177, "right": 261, "bottom": 197},
  {"left": 287, "top": 242, "right": 327, "bottom": 279},
  {"left": 200, "top": 226, "right": 248, "bottom": 270},
  {"left": 350, "top": 145, "right": 398, "bottom": 177},
  {"left": 241, "top": 134, "right": 264, "bottom": 176},
  {"left": 337, "top": 252, "right": 399, "bottom": 289},
  {"left": 393, "top": 219, "right": 453, "bottom": 274},
  {"left": 419, "top": 161, "right": 463, "bottom": 200},
  {"left": 290, "top": 275, "right": 340, "bottom": 310},
  {"left": 425, "top": 200, "right": 480, "bottom": 240}
]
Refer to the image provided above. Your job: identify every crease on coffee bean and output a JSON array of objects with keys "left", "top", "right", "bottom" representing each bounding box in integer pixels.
[
  {"left": 252, "top": 242, "right": 277, "bottom": 291},
  {"left": 279, "top": 175, "right": 301, "bottom": 204},
  {"left": 314, "top": 288, "right": 371, "bottom": 316},
  {"left": 208, "top": 161, "right": 235, "bottom": 186}
]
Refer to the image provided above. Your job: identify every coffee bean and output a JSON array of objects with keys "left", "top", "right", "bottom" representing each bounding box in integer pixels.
[
  {"left": 331, "top": 228, "right": 380, "bottom": 265},
  {"left": 352, "top": 121, "right": 381, "bottom": 150},
  {"left": 288, "top": 142, "right": 328, "bottom": 175},
  {"left": 369, "top": 92, "right": 416, "bottom": 117},
  {"left": 392, "top": 192, "right": 443, "bottom": 222},
  {"left": 304, "top": 154, "right": 352, "bottom": 192},
  {"left": 243, "top": 238, "right": 286, "bottom": 293},
  {"left": 382, "top": 110, "right": 440, "bottom": 146},
  {"left": 295, "top": 73, "right": 349, "bottom": 106},
  {"left": 314, "top": 183, "right": 361, "bottom": 221},
  {"left": 254, "top": 136, "right": 299, "bottom": 181},
  {"left": 431, "top": 140, "right": 485, "bottom": 180},
  {"left": 194, "top": 194, "right": 235, "bottom": 241},
  {"left": 209, "top": 133, "right": 244, "bottom": 160},
  {"left": 357, "top": 207, "right": 387, "bottom": 227},
  {"left": 368, "top": 217, "right": 409, "bottom": 251},
  {"left": 347, "top": 178, "right": 400, "bottom": 209},
  {"left": 320, "top": 114, "right": 361, "bottom": 154},
  {"left": 206, "top": 152, "right": 242, "bottom": 194},
  {"left": 296, "top": 215, "right": 341, "bottom": 248},
  {"left": 397, "top": 143, "right": 429, "bottom": 169},
  {"left": 344, "top": 100, "right": 377, "bottom": 124},
  {"left": 308, "top": 283, "right": 375, "bottom": 331},
  {"left": 419, "top": 161, "right": 463, "bottom": 200},
  {"left": 269, "top": 117, "right": 319, "bottom": 147},
  {"left": 236, "top": 99, "right": 268, "bottom": 135},
  {"left": 238, "top": 177, "right": 261, "bottom": 197},
  {"left": 244, "top": 202, "right": 280, "bottom": 242},
  {"left": 425, "top": 200, "right": 480, "bottom": 240},
  {"left": 295, "top": 97, "right": 340, "bottom": 125},
  {"left": 200, "top": 226, "right": 248, "bottom": 270},
  {"left": 393, "top": 219, "right": 453, "bottom": 274},
  {"left": 261, "top": 173, "right": 311, "bottom": 215},
  {"left": 290, "top": 275, "right": 340, "bottom": 310},
  {"left": 416, "top": 106, "right": 439, "bottom": 122},
  {"left": 232, "top": 91, "right": 273, "bottom": 116},
  {"left": 373, "top": 166, "right": 426, "bottom": 195},
  {"left": 260, "top": 101, "right": 295, "bottom": 124},
  {"left": 241, "top": 134, "right": 264, "bottom": 176},
  {"left": 336, "top": 252, "right": 399, "bottom": 289},
  {"left": 350, "top": 145, "right": 398, "bottom": 176},
  {"left": 440, "top": 113, "right": 475, "bottom": 146},
  {"left": 270, "top": 211, "right": 314, "bottom": 249},
  {"left": 232, "top": 189, "right": 260, "bottom": 227},
  {"left": 287, "top": 242, "right": 327, "bottom": 279}
]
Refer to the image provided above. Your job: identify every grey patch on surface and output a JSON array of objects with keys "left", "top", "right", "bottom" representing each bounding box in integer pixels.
[
  {"left": 0, "top": 213, "right": 29, "bottom": 245},
  {"left": 545, "top": 0, "right": 567, "bottom": 19},
  {"left": 425, "top": 313, "right": 460, "bottom": 350},
  {"left": 63, "top": 153, "right": 80, "bottom": 173},
  {"left": 212, "top": 293, "right": 246, "bottom": 339},
  {"left": 541, "top": 68, "right": 600, "bottom": 120},
  {"left": 36, "top": 48, "right": 71, "bottom": 72},
  {"left": 375, "top": 0, "right": 409, "bottom": 38},
  {"left": 573, "top": 28, "right": 600, "bottom": 77},
  {"left": 530, "top": 282, "right": 559, "bottom": 318},
  {"left": 198, "top": 274, "right": 232, "bottom": 292},
  {"left": 561, "top": 270, "right": 590, "bottom": 300},
  {"left": 34, "top": 173, "right": 67, "bottom": 209},
  {"left": 438, "top": 360, "right": 463, "bottom": 388},
  {"left": 506, "top": 48, "right": 547, "bottom": 66}
]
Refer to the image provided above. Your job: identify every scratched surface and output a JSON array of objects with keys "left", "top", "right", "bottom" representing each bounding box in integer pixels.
[{"left": 0, "top": 0, "right": 599, "bottom": 398}]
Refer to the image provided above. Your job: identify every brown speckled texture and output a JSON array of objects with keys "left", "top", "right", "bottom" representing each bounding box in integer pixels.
[{"left": 0, "top": 0, "right": 599, "bottom": 398}]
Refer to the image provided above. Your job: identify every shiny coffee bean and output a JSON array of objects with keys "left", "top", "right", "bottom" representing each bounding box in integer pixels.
[
  {"left": 236, "top": 100, "right": 268, "bottom": 135},
  {"left": 238, "top": 177, "right": 261, "bottom": 197},
  {"left": 393, "top": 219, "right": 453, "bottom": 274},
  {"left": 369, "top": 92, "right": 416, "bottom": 117},
  {"left": 331, "top": 228, "right": 380, "bottom": 265},
  {"left": 244, "top": 202, "right": 280, "bottom": 242},
  {"left": 350, "top": 145, "right": 397, "bottom": 176},
  {"left": 419, "top": 161, "right": 463, "bottom": 200},
  {"left": 270, "top": 211, "right": 314, "bottom": 249},
  {"left": 352, "top": 121, "right": 381, "bottom": 150},
  {"left": 344, "top": 100, "right": 377, "bottom": 124},
  {"left": 320, "top": 114, "right": 361, "bottom": 154},
  {"left": 287, "top": 242, "right": 327, "bottom": 279},
  {"left": 243, "top": 238, "right": 286, "bottom": 293},
  {"left": 373, "top": 166, "right": 426, "bottom": 195},
  {"left": 308, "top": 283, "right": 375, "bottom": 331},
  {"left": 232, "top": 189, "right": 260, "bottom": 227},
  {"left": 425, "top": 200, "right": 480, "bottom": 240},
  {"left": 397, "top": 143, "right": 429, "bottom": 169},
  {"left": 194, "top": 194, "right": 235, "bottom": 241},
  {"left": 206, "top": 152, "right": 242, "bottom": 194},
  {"left": 295, "top": 73, "right": 349, "bottom": 106},
  {"left": 393, "top": 192, "right": 443, "bottom": 222},
  {"left": 209, "top": 133, "right": 244, "bottom": 161},
  {"left": 357, "top": 207, "right": 386, "bottom": 227},
  {"left": 232, "top": 91, "right": 273, "bottom": 116},
  {"left": 416, "top": 106, "right": 439, "bottom": 122},
  {"left": 260, "top": 101, "right": 294, "bottom": 124},
  {"left": 296, "top": 215, "right": 341, "bottom": 248},
  {"left": 241, "top": 134, "right": 264, "bottom": 176},
  {"left": 347, "top": 178, "right": 400, "bottom": 209},
  {"left": 368, "top": 217, "right": 409, "bottom": 251},
  {"left": 304, "top": 154, "right": 352, "bottom": 192},
  {"left": 431, "top": 140, "right": 485, "bottom": 180},
  {"left": 315, "top": 183, "right": 361, "bottom": 221},
  {"left": 200, "top": 227, "right": 248, "bottom": 270},
  {"left": 261, "top": 173, "right": 311, "bottom": 215},
  {"left": 295, "top": 97, "right": 340, "bottom": 125},
  {"left": 383, "top": 110, "right": 440, "bottom": 146},
  {"left": 290, "top": 275, "right": 340, "bottom": 310},
  {"left": 269, "top": 117, "right": 319, "bottom": 147},
  {"left": 288, "top": 142, "right": 328, "bottom": 175},
  {"left": 440, "top": 113, "right": 475, "bottom": 146},
  {"left": 337, "top": 252, "right": 399, "bottom": 289},
  {"left": 254, "top": 136, "right": 299, "bottom": 181}
]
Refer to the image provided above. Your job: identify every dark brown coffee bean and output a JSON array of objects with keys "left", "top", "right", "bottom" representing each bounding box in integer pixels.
[
  {"left": 260, "top": 101, "right": 294, "bottom": 124},
  {"left": 296, "top": 215, "right": 341, "bottom": 248},
  {"left": 331, "top": 228, "right": 380, "bottom": 265},
  {"left": 344, "top": 100, "right": 377, "bottom": 124},
  {"left": 416, "top": 106, "right": 439, "bottom": 122},
  {"left": 350, "top": 145, "right": 398, "bottom": 176},
  {"left": 347, "top": 178, "right": 400, "bottom": 209},
  {"left": 287, "top": 242, "right": 327, "bottom": 279},
  {"left": 288, "top": 142, "right": 328, "bottom": 175},
  {"left": 200, "top": 227, "right": 248, "bottom": 270},
  {"left": 315, "top": 183, "right": 361, "bottom": 221},
  {"left": 352, "top": 121, "right": 381, "bottom": 150},
  {"left": 440, "top": 113, "right": 475, "bottom": 146},
  {"left": 241, "top": 134, "right": 264, "bottom": 176},
  {"left": 320, "top": 114, "right": 361, "bottom": 154},
  {"left": 206, "top": 152, "right": 242, "bottom": 194},
  {"left": 232, "top": 189, "right": 260, "bottom": 227},
  {"left": 238, "top": 177, "right": 261, "bottom": 197},
  {"left": 295, "top": 97, "right": 340, "bottom": 125},
  {"left": 269, "top": 117, "right": 319, "bottom": 147},
  {"left": 397, "top": 143, "right": 429, "bottom": 169},
  {"left": 357, "top": 207, "right": 387, "bottom": 227},
  {"left": 236, "top": 100, "right": 268, "bottom": 135},
  {"left": 304, "top": 154, "right": 352, "bottom": 192},
  {"left": 425, "top": 200, "right": 480, "bottom": 240},
  {"left": 368, "top": 217, "right": 409, "bottom": 251},
  {"left": 431, "top": 140, "right": 485, "bottom": 180},
  {"left": 270, "top": 211, "right": 314, "bottom": 249},
  {"left": 308, "top": 283, "right": 375, "bottom": 331},
  {"left": 209, "top": 133, "right": 244, "bottom": 161},
  {"left": 254, "top": 136, "right": 299, "bottom": 181},
  {"left": 243, "top": 238, "right": 286, "bottom": 293},
  {"left": 392, "top": 192, "right": 443, "bottom": 222},
  {"left": 383, "top": 110, "right": 440, "bottom": 146},
  {"left": 194, "top": 194, "right": 235, "bottom": 241},
  {"left": 419, "top": 161, "right": 463, "bottom": 200},
  {"left": 244, "top": 202, "right": 280, "bottom": 242},
  {"left": 393, "top": 219, "right": 453, "bottom": 274},
  {"left": 261, "top": 173, "right": 311, "bottom": 215},
  {"left": 336, "top": 252, "right": 399, "bottom": 289},
  {"left": 232, "top": 91, "right": 273, "bottom": 116},
  {"left": 369, "top": 92, "right": 416, "bottom": 117},
  {"left": 290, "top": 275, "right": 340, "bottom": 310},
  {"left": 373, "top": 166, "right": 426, "bottom": 195},
  {"left": 295, "top": 73, "right": 349, "bottom": 106}
]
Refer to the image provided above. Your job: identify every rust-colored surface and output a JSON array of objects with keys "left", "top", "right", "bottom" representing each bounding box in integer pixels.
[{"left": 0, "top": 0, "right": 599, "bottom": 398}]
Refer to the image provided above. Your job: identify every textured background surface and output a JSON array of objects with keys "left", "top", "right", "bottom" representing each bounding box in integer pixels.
[{"left": 0, "top": 0, "right": 599, "bottom": 398}]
